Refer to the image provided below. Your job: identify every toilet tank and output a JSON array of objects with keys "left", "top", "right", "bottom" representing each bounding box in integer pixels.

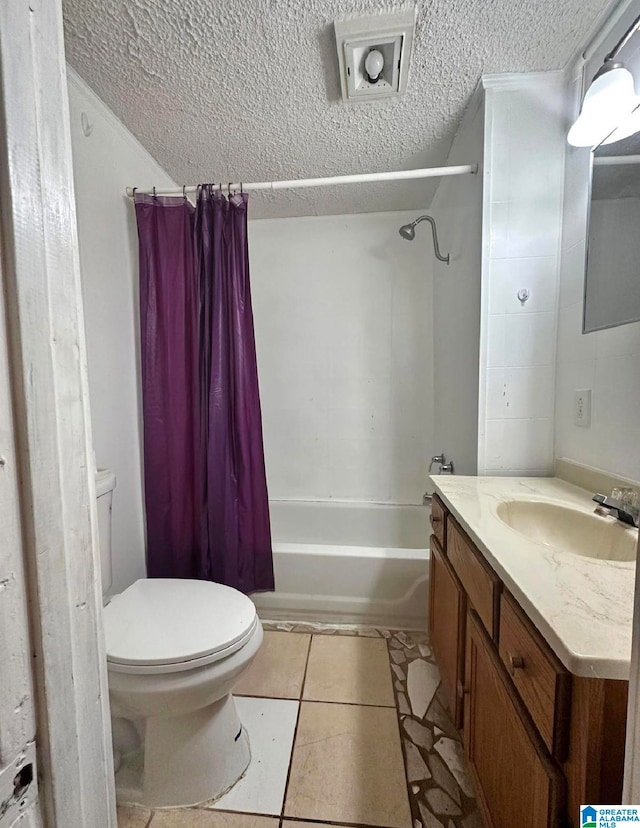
[{"left": 95, "top": 469, "right": 116, "bottom": 597}]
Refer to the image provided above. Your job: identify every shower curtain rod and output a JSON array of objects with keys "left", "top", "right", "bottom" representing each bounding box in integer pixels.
[{"left": 125, "top": 163, "right": 478, "bottom": 198}]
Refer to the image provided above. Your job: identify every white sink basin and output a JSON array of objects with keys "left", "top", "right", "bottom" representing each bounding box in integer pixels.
[{"left": 495, "top": 500, "right": 637, "bottom": 563}]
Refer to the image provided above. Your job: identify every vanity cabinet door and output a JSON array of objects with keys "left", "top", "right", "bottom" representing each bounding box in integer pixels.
[
  {"left": 499, "top": 591, "right": 570, "bottom": 760},
  {"left": 431, "top": 495, "right": 446, "bottom": 549},
  {"left": 465, "top": 610, "right": 565, "bottom": 828},
  {"left": 429, "top": 536, "right": 465, "bottom": 728}
]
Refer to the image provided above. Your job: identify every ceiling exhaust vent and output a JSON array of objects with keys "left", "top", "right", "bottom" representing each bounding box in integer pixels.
[{"left": 334, "top": 9, "right": 416, "bottom": 103}]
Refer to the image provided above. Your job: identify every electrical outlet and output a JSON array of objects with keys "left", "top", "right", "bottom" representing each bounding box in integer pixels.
[{"left": 574, "top": 388, "right": 591, "bottom": 427}]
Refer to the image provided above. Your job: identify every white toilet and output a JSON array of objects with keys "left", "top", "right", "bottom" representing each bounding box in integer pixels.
[{"left": 96, "top": 470, "right": 263, "bottom": 808}]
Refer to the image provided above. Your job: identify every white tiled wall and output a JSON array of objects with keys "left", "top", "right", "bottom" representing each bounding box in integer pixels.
[
  {"left": 430, "top": 89, "right": 484, "bottom": 476},
  {"left": 478, "top": 73, "right": 567, "bottom": 475},
  {"left": 249, "top": 211, "right": 434, "bottom": 504},
  {"left": 554, "top": 76, "right": 640, "bottom": 483}
]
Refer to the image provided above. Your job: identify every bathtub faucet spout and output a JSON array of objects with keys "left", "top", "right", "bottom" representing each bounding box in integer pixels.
[{"left": 429, "top": 453, "right": 454, "bottom": 475}]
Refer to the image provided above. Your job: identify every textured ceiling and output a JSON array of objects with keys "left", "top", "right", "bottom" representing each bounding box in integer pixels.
[{"left": 63, "top": 0, "right": 612, "bottom": 218}]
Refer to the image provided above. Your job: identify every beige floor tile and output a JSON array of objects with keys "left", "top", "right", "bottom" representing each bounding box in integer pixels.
[
  {"left": 285, "top": 701, "right": 412, "bottom": 828},
  {"left": 234, "top": 631, "right": 310, "bottom": 699},
  {"left": 303, "top": 634, "right": 395, "bottom": 706},
  {"left": 150, "top": 810, "right": 278, "bottom": 828},
  {"left": 285, "top": 823, "right": 384, "bottom": 828},
  {"left": 117, "top": 805, "right": 151, "bottom": 827}
]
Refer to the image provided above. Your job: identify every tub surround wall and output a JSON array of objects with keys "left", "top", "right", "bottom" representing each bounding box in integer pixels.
[
  {"left": 478, "top": 72, "right": 566, "bottom": 476},
  {"left": 269, "top": 500, "right": 429, "bottom": 548},
  {"left": 250, "top": 212, "right": 434, "bottom": 505},
  {"left": 67, "top": 68, "right": 177, "bottom": 594},
  {"left": 429, "top": 88, "right": 484, "bottom": 477}
]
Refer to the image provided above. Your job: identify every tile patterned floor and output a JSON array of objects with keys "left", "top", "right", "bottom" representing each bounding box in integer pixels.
[{"left": 117, "top": 622, "right": 481, "bottom": 828}]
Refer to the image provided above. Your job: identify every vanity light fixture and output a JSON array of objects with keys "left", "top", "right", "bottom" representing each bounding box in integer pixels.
[
  {"left": 568, "top": 12, "right": 640, "bottom": 147},
  {"left": 601, "top": 101, "right": 640, "bottom": 144}
]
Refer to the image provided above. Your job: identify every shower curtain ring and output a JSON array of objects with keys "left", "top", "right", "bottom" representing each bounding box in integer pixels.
[
  {"left": 240, "top": 182, "right": 243, "bottom": 194},
  {"left": 132, "top": 187, "right": 137, "bottom": 198},
  {"left": 153, "top": 186, "right": 156, "bottom": 198},
  {"left": 228, "top": 182, "right": 232, "bottom": 197},
  {"left": 183, "top": 184, "right": 187, "bottom": 200}
]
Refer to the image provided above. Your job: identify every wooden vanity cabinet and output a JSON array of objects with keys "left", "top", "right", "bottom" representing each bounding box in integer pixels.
[
  {"left": 447, "top": 516, "right": 500, "bottom": 638},
  {"left": 430, "top": 494, "right": 446, "bottom": 548},
  {"left": 428, "top": 495, "right": 628, "bottom": 828},
  {"left": 465, "top": 610, "right": 565, "bottom": 828},
  {"left": 429, "top": 535, "right": 465, "bottom": 727},
  {"left": 499, "top": 591, "right": 570, "bottom": 759},
  {"left": 564, "top": 675, "right": 628, "bottom": 821}
]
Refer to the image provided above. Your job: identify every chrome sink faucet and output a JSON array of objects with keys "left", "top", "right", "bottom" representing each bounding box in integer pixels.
[{"left": 593, "top": 493, "right": 640, "bottom": 528}]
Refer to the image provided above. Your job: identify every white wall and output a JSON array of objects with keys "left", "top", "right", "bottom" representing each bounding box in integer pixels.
[
  {"left": 250, "top": 212, "right": 434, "bottom": 504},
  {"left": 478, "top": 72, "right": 567, "bottom": 475},
  {"left": 555, "top": 72, "right": 640, "bottom": 483},
  {"left": 430, "top": 89, "right": 484, "bottom": 475},
  {"left": 67, "top": 68, "right": 176, "bottom": 594}
]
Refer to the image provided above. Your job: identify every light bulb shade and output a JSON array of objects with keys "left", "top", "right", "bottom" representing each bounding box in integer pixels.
[
  {"left": 602, "top": 102, "right": 640, "bottom": 144},
  {"left": 568, "top": 66, "right": 637, "bottom": 147},
  {"left": 365, "top": 49, "right": 384, "bottom": 81}
]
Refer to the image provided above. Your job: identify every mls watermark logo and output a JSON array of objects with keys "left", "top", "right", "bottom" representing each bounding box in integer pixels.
[
  {"left": 581, "top": 805, "right": 640, "bottom": 826},
  {"left": 582, "top": 806, "right": 597, "bottom": 827}
]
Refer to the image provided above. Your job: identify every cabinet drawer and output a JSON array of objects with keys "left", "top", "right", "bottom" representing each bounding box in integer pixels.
[
  {"left": 447, "top": 518, "right": 500, "bottom": 638},
  {"left": 499, "top": 592, "right": 570, "bottom": 759},
  {"left": 430, "top": 495, "right": 446, "bottom": 549}
]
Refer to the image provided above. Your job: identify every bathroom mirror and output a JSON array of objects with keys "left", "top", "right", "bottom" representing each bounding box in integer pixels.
[{"left": 583, "top": 133, "right": 640, "bottom": 332}]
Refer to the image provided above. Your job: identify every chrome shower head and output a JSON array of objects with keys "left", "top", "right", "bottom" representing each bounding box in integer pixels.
[{"left": 399, "top": 223, "right": 416, "bottom": 241}]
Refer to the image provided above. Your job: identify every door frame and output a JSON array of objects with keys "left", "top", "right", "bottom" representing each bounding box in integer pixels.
[{"left": 0, "top": 1, "right": 116, "bottom": 824}]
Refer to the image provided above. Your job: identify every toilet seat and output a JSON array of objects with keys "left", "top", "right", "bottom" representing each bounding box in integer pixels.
[{"left": 104, "top": 578, "right": 258, "bottom": 675}]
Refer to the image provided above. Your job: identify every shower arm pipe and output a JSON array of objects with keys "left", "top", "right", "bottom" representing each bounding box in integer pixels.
[
  {"left": 125, "top": 164, "right": 478, "bottom": 198},
  {"left": 412, "top": 215, "right": 450, "bottom": 264}
]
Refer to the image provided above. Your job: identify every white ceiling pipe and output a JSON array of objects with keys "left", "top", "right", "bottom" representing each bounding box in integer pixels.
[{"left": 125, "top": 164, "right": 479, "bottom": 198}]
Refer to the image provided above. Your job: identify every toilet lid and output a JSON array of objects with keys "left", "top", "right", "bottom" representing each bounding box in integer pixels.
[{"left": 104, "top": 579, "right": 258, "bottom": 673}]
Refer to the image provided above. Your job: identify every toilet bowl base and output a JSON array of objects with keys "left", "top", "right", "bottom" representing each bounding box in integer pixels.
[{"left": 115, "top": 693, "right": 251, "bottom": 808}]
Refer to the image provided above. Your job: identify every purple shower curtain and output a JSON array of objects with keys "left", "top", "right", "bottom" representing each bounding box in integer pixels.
[{"left": 135, "top": 188, "right": 274, "bottom": 594}]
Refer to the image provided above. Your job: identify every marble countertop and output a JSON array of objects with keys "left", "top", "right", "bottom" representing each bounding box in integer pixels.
[{"left": 429, "top": 475, "right": 638, "bottom": 680}]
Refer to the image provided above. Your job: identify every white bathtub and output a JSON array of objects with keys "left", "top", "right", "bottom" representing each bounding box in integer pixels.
[{"left": 252, "top": 500, "right": 430, "bottom": 629}]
